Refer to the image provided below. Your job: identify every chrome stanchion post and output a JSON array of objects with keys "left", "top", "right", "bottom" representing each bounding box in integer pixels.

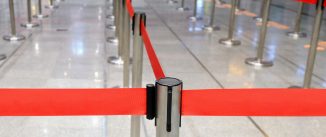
[
  {"left": 34, "top": 0, "right": 49, "bottom": 19},
  {"left": 21, "top": 0, "right": 40, "bottom": 28},
  {"left": 188, "top": 0, "right": 203, "bottom": 21},
  {"left": 245, "top": 0, "right": 273, "bottom": 67},
  {"left": 301, "top": 0, "right": 324, "bottom": 88},
  {"left": 122, "top": 1, "right": 131, "bottom": 87},
  {"left": 155, "top": 77, "right": 182, "bottom": 137},
  {"left": 219, "top": 0, "right": 241, "bottom": 46},
  {"left": 177, "top": 0, "right": 190, "bottom": 11},
  {"left": 202, "top": 0, "right": 220, "bottom": 32},
  {"left": 3, "top": 0, "right": 26, "bottom": 41},
  {"left": 253, "top": 0, "right": 265, "bottom": 22},
  {"left": 45, "top": 0, "right": 59, "bottom": 9},
  {"left": 130, "top": 12, "right": 146, "bottom": 137},
  {"left": 108, "top": 0, "right": 124, "bottom": 65},
  {"left": 107, "top": 0, "right": 120, "bottom": 44},
  {"left": 286, "top": 2, "right": 307, "bottom": 39}
]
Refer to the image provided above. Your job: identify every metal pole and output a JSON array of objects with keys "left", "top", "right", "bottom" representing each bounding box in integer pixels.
[
  {"left": 108, "top": 0, "right": 125, "bottom": 65},
  {"left": 302, "top": 0, "right": 324, "bottom": 88},
  {"left": 202, "top": 0, "right": 220, "bottom": 32},
  {"left": 253, "top": 0, "right": 265, "bottom": 22},
  {"left": 107, "top": 0, "right": 120, "bottom": 44},
  {"left": 219, "top": 0, "right": 241, "bottom": 46},
  {"left": 245, "top": 0, "right": 273, "bottom": 67},
  {"left": 177, "top": 0, "right": 189, "bottom": 11},
  {"left": 188, "top": 0, "right": 203, "bottom": 21},
  {"left": 3, "top": 0, "right": 25, "bottom": 41},
  {"left": 130, "top": 12, "right": 145, "bottom": 137},
  {"left": 21, "top": 0, "right": 40, "bottom": 28},
  {"left": 123, "top": 0, "right": 131, "bottom": 88},
  {"left": 286, "top": 2, "right": 307, "bottom": 39},
  {"left": 156, "top": 77, "right": 182, "bottom": 137},
  {"left": 34, "top": 0, "right": 49, "bottom": 19}
]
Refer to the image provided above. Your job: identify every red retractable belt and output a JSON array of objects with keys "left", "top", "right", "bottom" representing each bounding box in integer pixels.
[
  {"left": 140, "top": 21, "right": 166, "bottom": 80},
  {"left": 126, "top": 0, "right": 134, "bottom": 17},
  {"left": 0, "top": 88, "right": 146, "bottom": 116},
  {"left": 183, "top": 89, "right": 326, "bottom": 116},
  {"left": 297, "top": 0, "right": 317, "bottom": 4}
]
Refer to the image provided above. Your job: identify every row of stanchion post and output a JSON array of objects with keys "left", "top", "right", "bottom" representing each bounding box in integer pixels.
[
  {"left": 1, "top": 0, "right": 61, "bottom": 61},
  {"left": 105, "top": 0, "right": 183, "bottom": 137},
  {"left": 162, "top": 0, "right": 325, "bottom": 88},
  {"left": 104, "top": 0, "right": 326, "bottom": 136}
]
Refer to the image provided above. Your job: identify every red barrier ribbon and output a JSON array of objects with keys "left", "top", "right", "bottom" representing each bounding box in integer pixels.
[
  {"left": 0, "top": 88, "right": 146, "bottom": 116},
  {"left": 126, "top": 0, "right": 134, "bottom": 17},
  {"left": 183, "top": 89, "right": 326, "bottom": 116},
  {"left": 140, "top": 21, "right": 166, "bottom": 80},
  {"left": 297, "top": 0, "right": 316, "bottom": 4}
]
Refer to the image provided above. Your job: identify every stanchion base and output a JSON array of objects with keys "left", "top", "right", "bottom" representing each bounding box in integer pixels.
[
  {"left": 245, "top": 57, "right": 273, "bottom": 67},
  {"left": 106, "top": 15, "right": 115, "bottom": 20},
  {"left": 202, "top": 25, "right": 220, "bottom": 32},
  {"left": 216, "top": 0, "right": 226, "bottom": 5},
  {"left": 219, "top": 38, "right": 241, "bottom": 46},
  {"left": 286, "top": 31, "right": 307, "bottom": 39},
  {"left": 107, "top": 56, "right": 132, "bottom": 65},
  {"left": 107, "top": 37, "right": 119, "bottom": 44},
  {"left": 33, "top": 14, "right": 49, "bottom": 19},
  {"left": 0, "top": 54, "right": 7, "bottom": 61},
  {"left": 106, "top": 24, "right": 116, "bottom": 31},
  {"left": 253, "top": 16, "right": 262, "bottom": 22},
  {"left": 3, "top": 34, "right": 26, "bottom": 41},
  {"left": 45, "top": 5, "right": 59, "bottom": 9},
  {"left": 21, "top": 22, "right": 40, "bottom": 28},
  {"left": 236, "top": 8, "right": 246, "bottom": 12},
  {"left": 288, "top": 86, "right": 302, "bottom": 88},
  {"left": 177, "top": 7, "right": 190, "bottom": 12},
  {"left": 188, "top": 16, "right": 203, "bottom": 22},
  {"left": 168, "top": 0, "right": 177, "bottom": 4},
  {"left": 108, "top": 56, "right": 124, "bottom": 65}
]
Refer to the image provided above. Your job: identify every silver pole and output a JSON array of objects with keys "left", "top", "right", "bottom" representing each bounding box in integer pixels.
[
  {"left": 108, "top": 0, "right": 125, "bottom": 65},
  {"left": 188, "top": 0, "right": 202, "bottom": 21},
  {"left": 21, "top": 0, "right": 40, "bottom": 28},
  {"left": 245, "top": 0, "right": 273, "bottom": 67},
  {"left": 219, "top": 0, "right": 241, "bottom": 46},
  {"left": 130, "top": 12, "right": 145, "bottom": 137},
  {"left": 202, "top": 0, "right": 220, "bottom": 32},
  {"left": 34, "top": 0, "right": 49, "bottom": 19},
  {"left": 156, "top": 77, "right": 182, "bottom": 137},
  {"left": 3, "top": 0, "right": 26, "bottom": 41},
  {"left": 123, "top": 0, "right": 131, "bottom": 88},
  {"left": 177, "top": 0, "right": 189, "bottom": 11},
  {"left": 253, "top": 0, "right": 265, "bottom": 22},
  {"left": 286, "top": 2, "right": 307, "bottom": 39},
  {"left": 302, "top": 0, "right": 324, "bottom": 88},
  {"left": 107, "top": 0, "right": 120, "bottom": 44}
]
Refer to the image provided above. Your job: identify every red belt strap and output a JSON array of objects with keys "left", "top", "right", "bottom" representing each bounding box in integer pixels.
[
  {"left": 140, "top": 21, "right": 166, "bottom": 80},
  {"left": 0, "top": 88, "right": 146, "bottom": 116},
  {"left": 183, "top": 89, "right": 326, "bottom": 116}
]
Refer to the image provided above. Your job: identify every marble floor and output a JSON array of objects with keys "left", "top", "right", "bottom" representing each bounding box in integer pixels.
[{"left": 0, "top": 0, "right": 325, "bottom": 136}]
